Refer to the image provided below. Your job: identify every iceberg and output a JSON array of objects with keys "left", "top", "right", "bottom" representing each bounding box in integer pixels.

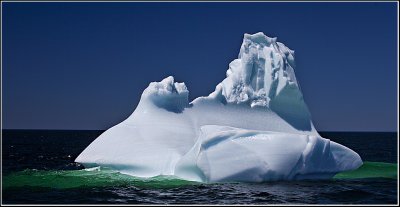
[{"left": 75, "top": 32, "right": 362, "bottom": 182}]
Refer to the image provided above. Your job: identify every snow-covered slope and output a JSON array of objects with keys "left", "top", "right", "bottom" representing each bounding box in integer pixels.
[{"left": 75, "top": 32, "right": 362, "bottom": 182}]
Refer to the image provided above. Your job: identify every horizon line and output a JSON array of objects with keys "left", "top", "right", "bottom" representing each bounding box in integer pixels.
[{"left": 1, "top": 128, "right": 398, "bottom": 133}]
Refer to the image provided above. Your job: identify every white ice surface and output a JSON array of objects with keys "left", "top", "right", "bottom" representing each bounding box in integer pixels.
[
  {"left": 175, "top": 125, "right": 362, "bottom": 182},
  {"left": 75, "top": 32, "right": 363, "bottom": 182}
]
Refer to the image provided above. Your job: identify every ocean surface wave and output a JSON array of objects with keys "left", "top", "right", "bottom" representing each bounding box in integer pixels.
[
  {"left": 2, "top": 162, "right": 397, "bottom": 190},
  {"left": 2, "top": 130, "right": 397, "bottom": 204}
]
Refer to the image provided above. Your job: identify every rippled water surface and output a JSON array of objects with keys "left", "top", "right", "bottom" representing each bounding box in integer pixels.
[{"left": 2, "top": 130, "right": 398, "bottom": 204}]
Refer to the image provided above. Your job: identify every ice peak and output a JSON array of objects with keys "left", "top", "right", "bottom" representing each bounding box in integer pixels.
[
  {"left": 144, "top": 76, "right": 188, "bottom": 96},
  {"left": 142, "top": 76, "right": 189, "bottom": 113},
  {"left": 206, "top": 32, "right": 311, "bottom": 129},
  {"left": 243, "top": 32, "right": 277, "bottom": 45},
  {"left": 215, "top": 32, "right": 299, "bottom": 107}
]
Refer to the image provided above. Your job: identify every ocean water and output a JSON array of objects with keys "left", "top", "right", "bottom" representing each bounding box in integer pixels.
[{"left": 2, "top": 130, "right": 398, "bottom": 204}]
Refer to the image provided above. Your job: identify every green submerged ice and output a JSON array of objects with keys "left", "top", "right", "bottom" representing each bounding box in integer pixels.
[
  {"left": 333, "top": 161, "right": 397, "bottom": 179},
  {"left": 2, "top": 167, "right": 198, "bottom": 189},
  {"left": 2, "top": 162, "right": 397, "bottom": 190}
]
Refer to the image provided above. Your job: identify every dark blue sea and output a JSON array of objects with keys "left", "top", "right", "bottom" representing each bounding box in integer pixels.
[{"left": 2, "top": 130, "right": 398, "bottom": 204}]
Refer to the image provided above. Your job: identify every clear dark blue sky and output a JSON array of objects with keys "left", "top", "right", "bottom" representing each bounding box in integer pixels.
[{"left": 3, "top": 2, "right": 398, "bottom": 131}]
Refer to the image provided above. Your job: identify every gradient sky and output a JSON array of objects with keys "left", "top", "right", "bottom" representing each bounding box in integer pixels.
[{"left": 2, "top": 2, "right": 398, "bottom": 131}]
